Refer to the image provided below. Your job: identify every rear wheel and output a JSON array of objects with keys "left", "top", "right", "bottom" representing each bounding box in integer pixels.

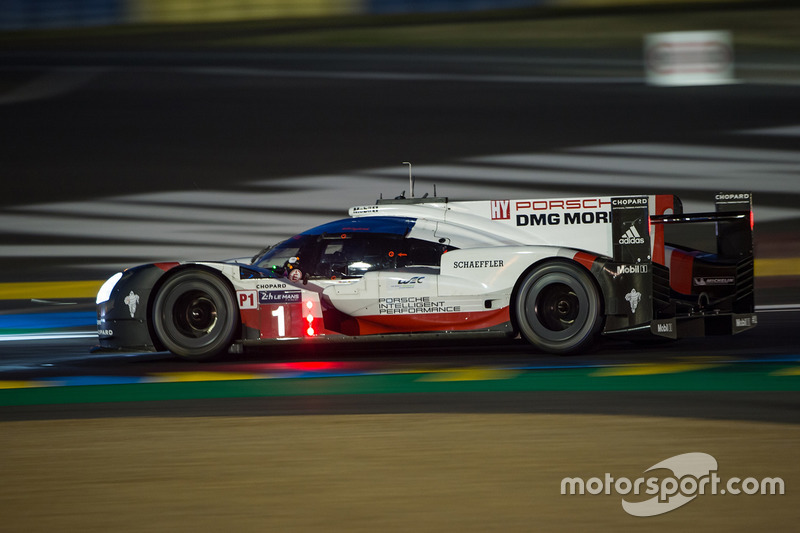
[
  {"left": 514, "top": 261, "right": 603, "bottom": 354},
  {"left": 152, "top": 269, "right": 238, "bottom": 361}
]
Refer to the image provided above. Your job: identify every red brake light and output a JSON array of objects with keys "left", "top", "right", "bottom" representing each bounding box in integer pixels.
[{"left": 304, "top": 300, "right": 317, "bottom": 337}]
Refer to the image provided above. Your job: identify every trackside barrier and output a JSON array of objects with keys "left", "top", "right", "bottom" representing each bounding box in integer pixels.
[
  {"left": 1, "top": 0, "right": 125, "bottom": 30},
  {"left": 131, "top": 0, "right": 361, "bottom": 24},
  {"left": 2, "top": 0, "right": 757, "bottom": 30},
  {"left": 0, "top": 0, "right": 362, "bottom": 29},
  {"left": 367, "top": 0, "right": 544, "bottom": 14}
]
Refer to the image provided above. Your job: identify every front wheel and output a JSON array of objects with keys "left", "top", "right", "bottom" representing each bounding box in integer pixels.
[
  {"left": 514, "top": 261, "right": 603, "bottom": 354},
  {"left": 152, "top": 269, "right": 238, "bottom": 361}
]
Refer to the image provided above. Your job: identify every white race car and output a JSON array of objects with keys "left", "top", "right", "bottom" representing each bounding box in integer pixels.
[{"left": 95, "top": 192, "right": 756, "bottom": 360}]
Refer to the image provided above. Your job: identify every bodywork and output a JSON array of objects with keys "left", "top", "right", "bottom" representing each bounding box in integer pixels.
[{"left": 96, "top": 193, "right": 756, "bottom": 355}]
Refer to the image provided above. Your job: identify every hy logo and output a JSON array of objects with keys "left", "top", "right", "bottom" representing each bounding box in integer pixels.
[
  {"left": 123, "top": 291, "right": 140, "bottom": 318},
  {"left": 491, "top": 200, "right": 511, "bottom": 220},
  {"left": 619, "top": 225, "right": 645, "bottom": 245}
]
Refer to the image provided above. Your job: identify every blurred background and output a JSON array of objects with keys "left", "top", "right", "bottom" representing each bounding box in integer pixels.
[
  {"left": 0, "top": 0, "right": 798, "bottom": 30},
  {"left": 1, "top": 0, "right": 798, "bottom": 300}
]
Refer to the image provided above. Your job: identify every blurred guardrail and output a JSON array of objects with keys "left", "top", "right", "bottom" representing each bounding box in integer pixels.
[
  {"left": 2, "top": 0, "right": 125, "bottom": 29},
  {"left": 1, "top": 0, "right": 764, "bottom": 30},
  {"left": 2, "top": 0, "right": 543, "bottom": 30}
]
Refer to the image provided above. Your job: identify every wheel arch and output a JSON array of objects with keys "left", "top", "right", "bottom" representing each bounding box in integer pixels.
[
  {"left": 511, "top": 257, "right": 604, "bottom": 325},
  {"left": 510, "top": 256, "right": 606, "bottom": 352}
]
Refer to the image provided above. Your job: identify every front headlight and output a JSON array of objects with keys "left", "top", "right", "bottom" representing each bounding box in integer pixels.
[{"left": 96, "top": 272, "right": 123, "bottom": 304}]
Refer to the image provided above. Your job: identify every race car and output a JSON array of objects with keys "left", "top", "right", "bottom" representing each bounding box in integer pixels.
[{"left": 95, "top": 192, "right": 756, "bottom": 360}]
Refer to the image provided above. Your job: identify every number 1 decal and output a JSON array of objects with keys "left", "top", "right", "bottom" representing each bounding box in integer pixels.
[{"left": 271, "top": 305, "right": 286, "bottom": 337}]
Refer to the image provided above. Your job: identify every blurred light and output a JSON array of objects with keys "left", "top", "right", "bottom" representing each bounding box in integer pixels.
[{"left": 283, "top": 361, "right": 338, "bottom": 371}]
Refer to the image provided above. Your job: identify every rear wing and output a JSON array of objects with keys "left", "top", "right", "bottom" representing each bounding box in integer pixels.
[
  {"left": 641, "top": 192, "right": 753, "bottom": 266},
  {"left": 605, "top": 192, "right": 755, "bottom": 339}
]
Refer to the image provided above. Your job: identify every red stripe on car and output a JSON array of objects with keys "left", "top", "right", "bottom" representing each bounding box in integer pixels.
[
  {"left": 669, "top": 250, "right": 695, "bottom": 294},
  {"left": 653, "top": 195, "right": 674, "bottom": 266},
  {"left": 573, "top": 252, "right": 597, "bottom": 271},
  {"left": 154, "top": 262, "right": 180, "bottom": 272},
  {"left": 351, "top": 307, "right": 511, "bottom": 336}
]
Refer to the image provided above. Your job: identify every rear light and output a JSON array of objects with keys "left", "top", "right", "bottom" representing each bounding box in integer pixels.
[
  {"left": 304, "top": 300, "right": 317, "bottom": 337},
  {"left": 750, "top": 210, "right": 754, "bottom": 230}
]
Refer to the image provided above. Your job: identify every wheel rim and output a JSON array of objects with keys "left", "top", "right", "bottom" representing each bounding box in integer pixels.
[
  {"left": 172, "top": 291, "right": 219, "bottom": 338},
  {"left": 153, "top": 271, "right": 237, "bottom": 359},
  {"left": 535, "top": 282, "right": 580, "bottom": 332},
  {"left": 523, "top": 272, "right": 591, "bottom": 343}
]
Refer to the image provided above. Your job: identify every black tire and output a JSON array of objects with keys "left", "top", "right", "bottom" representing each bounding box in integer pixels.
[
  {"left": 152, "top": 269, "right": 238, "bottom": 361},
  {"left": 514, "top": 260, "right": 603, "bottom": 354}
]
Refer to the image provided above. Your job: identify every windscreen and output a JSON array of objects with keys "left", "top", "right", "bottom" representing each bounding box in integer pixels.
[{"left": 252, "top": 234, "right": 317, "bottom": 272}]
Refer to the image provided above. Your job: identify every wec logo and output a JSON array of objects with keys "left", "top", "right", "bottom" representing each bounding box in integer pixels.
[{"left": 561, "top": 452, "right": 784, "bottom": 517}]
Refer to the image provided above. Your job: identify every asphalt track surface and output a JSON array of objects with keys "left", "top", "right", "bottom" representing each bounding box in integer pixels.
[
  {"left": 2, "top": 49, "right": 800, "bottom": 210},
  {"left": 1, "top": 307, "right": 799, "bottom": 420}
]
